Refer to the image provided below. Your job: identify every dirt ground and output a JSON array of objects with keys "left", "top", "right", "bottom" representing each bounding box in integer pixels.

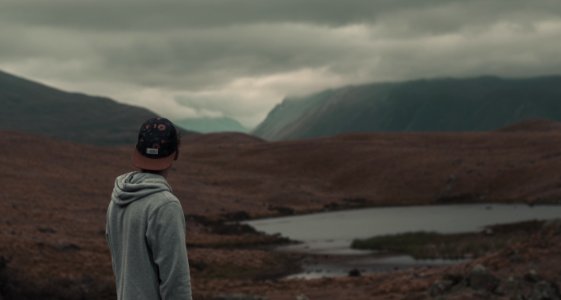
[{"left": 1, "top": 122, "right": 561, "bottom": 299}]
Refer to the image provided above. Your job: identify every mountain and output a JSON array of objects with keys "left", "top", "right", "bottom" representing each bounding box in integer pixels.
[
  {"left": 0, "top": 69, "right": 194, "bottom": 145},
  {"left": 253, "top": 76, "right": 561, "bottom": 140},
  {"left": 498, "top": 118, "right": 561, "bottom": 132},
  {"left": 174, "top": 116, "right": 248, "bottom": 133}
]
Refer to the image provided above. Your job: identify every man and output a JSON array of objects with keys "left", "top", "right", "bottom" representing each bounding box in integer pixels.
[{"left": 106, "top": 117, "right": 192, "bottom": 300}]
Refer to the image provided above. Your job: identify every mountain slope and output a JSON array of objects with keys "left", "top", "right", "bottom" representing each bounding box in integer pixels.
[
  {"left": 253, "top": 76, "right": 561, "bottom": 140},
  {"left": 174, "top": 116, "right": 248, "bottom": 133},
  {"left": 0, "top": 70, "right": 190, "bottom": 145}
]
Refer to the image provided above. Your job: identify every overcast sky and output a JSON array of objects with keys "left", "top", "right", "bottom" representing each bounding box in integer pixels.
[{"left": 1, "top": 0, "right": 561, "bottom": 128}]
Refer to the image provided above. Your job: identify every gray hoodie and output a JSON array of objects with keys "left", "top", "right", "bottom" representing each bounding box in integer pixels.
[{"left": 106, "top": 171, "right": 192, "bottom": 300}]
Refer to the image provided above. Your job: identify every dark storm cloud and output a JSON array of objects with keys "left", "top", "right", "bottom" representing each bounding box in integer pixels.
[
  {"left": 0, "top": 0, "right": 434, "bottom": 30},
  {"left": 2, "top": 0, "right": 560, "bottom": 31},
  {"left": 1, "top": 0, "right": 560, "bottom": 127}
]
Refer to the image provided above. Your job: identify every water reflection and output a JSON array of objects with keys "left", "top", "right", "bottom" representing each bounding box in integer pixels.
[
  {"left": 246, "top": 204, "right": 561, "bottom": 278},
  {"left": 246, "top": 204, "right": 561, "bottom": 253}
]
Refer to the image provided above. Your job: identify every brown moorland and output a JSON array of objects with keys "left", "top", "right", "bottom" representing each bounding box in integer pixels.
[{"left": 1, "top": 121, "right": 561, "bottom": 299}]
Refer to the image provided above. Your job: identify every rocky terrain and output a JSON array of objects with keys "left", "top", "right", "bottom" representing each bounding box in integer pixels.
[
  {"left": 193, "top": 221, "right": 561, "bottom": 299},
  {"left": 1, "top": 121, "right": 561, "bottom": 299}
]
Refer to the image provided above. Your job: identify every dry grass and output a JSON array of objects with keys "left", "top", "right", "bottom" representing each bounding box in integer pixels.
[{"left": 2, "top": 122, "right": 561, "bottom": 299}]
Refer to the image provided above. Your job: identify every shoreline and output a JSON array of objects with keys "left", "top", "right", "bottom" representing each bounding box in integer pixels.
[
  {"left": 237, "top": 206, "right": 558, "bottom": 282},
  {"left": 240, "top": 200, "right": 561, "bottom": 223}
]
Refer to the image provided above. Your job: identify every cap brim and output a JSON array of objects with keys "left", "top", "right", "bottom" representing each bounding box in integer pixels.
[{"left": 132, "top": 149, "right": 176, "bottom": 171}]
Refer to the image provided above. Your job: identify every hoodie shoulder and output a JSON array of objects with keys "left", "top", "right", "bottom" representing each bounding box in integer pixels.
[
  {"left": 147, "top": 190, "right": 181, "bottom": 208},
  {"left": 111, "top": 171, "right": 174, "bottom": 206}
]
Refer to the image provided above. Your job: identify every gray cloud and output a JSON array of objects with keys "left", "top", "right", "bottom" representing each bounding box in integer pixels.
[
  {"left": 2, "top": 0, "right": 559, "bottom": 31},
  {"left": 0, "top": 1, "right": 440, "bottom": 30},
  {"left": 1, "top": 0, "right": 561, "bottom": 128}
]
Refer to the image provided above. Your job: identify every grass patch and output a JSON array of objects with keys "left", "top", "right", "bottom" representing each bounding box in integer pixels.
[
  {"left": 200, "top": 253, "right": 300, "bottom": 281},
  {"left": 351, "top": 231, "right": 474, "bottom": 259},
  {"left": 351, "top": 220, "right": 544, "bottom": 259}
]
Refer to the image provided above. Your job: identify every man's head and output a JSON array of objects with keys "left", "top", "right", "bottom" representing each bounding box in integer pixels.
[{"left": 132, "top": 117, "right": 180, "bottom": 171}]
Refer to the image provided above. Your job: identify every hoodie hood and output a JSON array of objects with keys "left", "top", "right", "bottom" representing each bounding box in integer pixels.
[{"left": 111, "top": 171, "right": 172, "bottom": 206}]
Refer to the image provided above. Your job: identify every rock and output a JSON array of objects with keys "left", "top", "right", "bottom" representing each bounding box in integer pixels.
[
  {"left": 0, "top": 255, "right": 8, "bottom": 294},
  {"left": 429, "top": 273, "right": 463, "bottom": 297},
  {"left": 429, "top": 279, "right": 455, "bottom": 296},
  {"left": 189, "top": 259, "right": 207, "bottom": 272},
  {"left": 467, "top": 264, "right": 500, "bottom": 292},
  {"left": 268, "top": 206, "right": 295, "bottom": 215},
  {"left": 544, "top": 220, "right": 561, "bottom": 235},
  {"left": 442, "top": 273, "right": 463, "bottom": 284},
  {"left": 524, "top": 269, "right": 541, "bottom": 283},
  {"left": 211, "top": 222, "right": 258, "bottom": 235},
  {"left": 528, "top": 281, "right": 561, "bottom": 300},
  {"left": 507, "top": 249, "right": 524, "bottom": 263},
  {"left": 0, "top": 256, "right": 7, "bottom": 269},
  {"left": 37, "top": 226, "right": 56, "bottom": 234},
  {"left": 221, "top": 211, "right": 251, "bottom": 221},
  {"left": 496, "top": 276, "right": 521, "bottom": 294},
  {"left": 296, "top": 294, "right": 310, "bottom": 300},
  {"left": 501, "top": 276, "right": 522, "bottom": 293},
  {"left": 56, "top": 242, "right": 81, "bottom": 252},
  {"left": 348, "top": 269, "right": 361, "bottom": 277}
]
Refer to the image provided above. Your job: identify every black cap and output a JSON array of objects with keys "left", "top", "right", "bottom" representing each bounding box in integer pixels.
[{"left": 132, "top": 117, "right": 179, "bottom": 171}]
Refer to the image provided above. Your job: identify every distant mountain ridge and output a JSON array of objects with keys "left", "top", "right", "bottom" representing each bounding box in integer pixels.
[
  {"left": 0, "top": 70, "right": 194, "bottom": 145},
  {"left": 253, "top": 76, "right": 561, "bottom": 140}
]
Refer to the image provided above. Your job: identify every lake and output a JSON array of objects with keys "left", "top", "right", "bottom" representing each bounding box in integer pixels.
[{"left": 245, "top": 204, "right": 561, "bottom": 278}]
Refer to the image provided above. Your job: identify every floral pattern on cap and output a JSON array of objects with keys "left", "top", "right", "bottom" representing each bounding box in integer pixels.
[{"left": 136, "top": 117, "right": 179, "bottom": 159}]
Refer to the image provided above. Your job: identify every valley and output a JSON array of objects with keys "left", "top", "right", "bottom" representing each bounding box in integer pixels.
[{"left": 1, "top": 123, "right": 561, "bottom": 299}]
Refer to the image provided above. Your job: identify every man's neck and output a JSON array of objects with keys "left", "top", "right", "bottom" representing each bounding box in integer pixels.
[{"left": 140, "top": 169, "right": 169, "bottom": 178}]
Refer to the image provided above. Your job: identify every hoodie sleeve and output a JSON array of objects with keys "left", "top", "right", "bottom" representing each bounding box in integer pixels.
[{"left": 146, "top": 201, "right": 192, "bottom": 300}]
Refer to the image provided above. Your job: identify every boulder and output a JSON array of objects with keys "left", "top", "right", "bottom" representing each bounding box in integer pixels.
[
  {"left": 429, "top": 273, "right": 463, "bottom": 296},
  {"left": 528, "top": 281, "right": 561, "bottom": 300},
  {"left": 524, "top": 270, "right": 541, "bottom": 283},
  {"left": 467, "top": 265, "right": 500, "bottom": 292},
  {"left": 348, "top": 269, "right": 362, "bottom": 277},
  {"left": 429, "top": 279, "right": 455, "bottom": 296}
]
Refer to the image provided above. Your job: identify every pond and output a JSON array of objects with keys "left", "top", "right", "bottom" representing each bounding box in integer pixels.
[{"left": 245, "top": 204, "right": 561, "bottom": 278}]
